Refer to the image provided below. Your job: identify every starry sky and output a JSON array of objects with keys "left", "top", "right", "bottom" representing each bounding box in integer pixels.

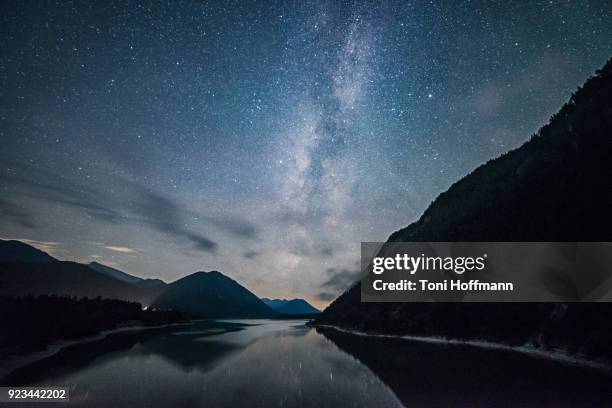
[{"left": 1, "top": 0, "right": 611, "bottom": 308}]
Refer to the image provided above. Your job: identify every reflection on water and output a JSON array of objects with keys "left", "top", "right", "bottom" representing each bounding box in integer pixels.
[
  {"left": 317, "top": 327, "right": 612, "bottom": 407},
  {"left": 3, "top": 320, "right": 612, "bottom": 407},
  {"left": 2, "top": 320, "right": 401, "bottom": 407}
]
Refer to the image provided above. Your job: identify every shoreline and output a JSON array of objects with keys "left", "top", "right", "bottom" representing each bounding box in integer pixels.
[
  {"left": 312, "top": 323, "right": 612, "bottom": 372},
  {"left": 0, "top": 320, "right": 194, "bottom": 381}
]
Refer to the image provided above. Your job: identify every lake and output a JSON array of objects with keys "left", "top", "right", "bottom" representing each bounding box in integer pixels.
[{"left": 3, "top": 319, "right": 612, "bottom": 407}]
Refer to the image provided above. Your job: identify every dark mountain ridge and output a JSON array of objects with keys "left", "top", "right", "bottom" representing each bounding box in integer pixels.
[
  {"left": 0, "top": 261, "right": 155, "bottom": 304},
  {"left": 0, "top": 240, "right": 276, "bottom": 318},
  {"left": 153, "top": 271, "right": 277, "bottom": 318},
  {"left": 88, "top": 261, "right": 166, "bottom": 288},
  {"left": 262, "top": 298, "right": 320, "bottom": 315},
  {"left": 261, "top": 298, "right": 288, "bottom": 310},
  {"left": 88, "top": 261, "right": 143, "bottom": 284},
  {"left": 0, "top": 239, "right": 58, "bottom": 263},
  {"left": 313, "top": 58, "right": 612, "bottom": 361}
]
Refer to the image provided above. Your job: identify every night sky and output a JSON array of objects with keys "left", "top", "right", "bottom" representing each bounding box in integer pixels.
[{"left": 1, "top": 1, "right": 611, "bottom": 307}]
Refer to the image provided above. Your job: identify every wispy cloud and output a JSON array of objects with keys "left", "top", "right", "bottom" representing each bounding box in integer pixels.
[
  {"left": 244, "top": 250, "right": 261, "bottom": 260},
  {"left": 316, "top": 267, "right": 362, "bottom": 301},
  {"left": 0, "top": 161, "right": 260, "bottom": 253},
  {"left": 104, "top": 245, "right": 137, "bottom": 254},
  {"left": 0, "top": 198, "right": 37, "bottom": 229},
  {"left": 315, "top": 292, "right": 337, "bottom": 301},
  {"left": 127, "top": 186, "right": 218, "bottom": 252}
]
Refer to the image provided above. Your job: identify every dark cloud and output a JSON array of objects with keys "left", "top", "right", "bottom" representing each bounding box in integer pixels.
[
  {"left": 183, "top": 231, "right": 217, "bottom": 252},
  {"left": 316, "top": 267, "right": 362, "bottom": 301},
  {"left": 316, "top": 291, "right": 337, "bottom": 301},
  {"left": 205, "top": 216, "right": 258, "bottom": 239},
  {"left": 321, "top": 267, "right": 361, "bottom": 290},
  {"left": 128, "top": 186, "right": 218, "bottom": 252},
  {"left": 1, "top": 162, "right": 125, "bottom": 223},
  {"left": 0, "top": 198, "right": 37, "bottom": 229},
  {"left": 279, "top": 241, "right": 338, "bottom": 259},
  {"left": 1, "top": 160, "right": 260, "bottom": 252},
  {"left": 0, "top": 161, "right": 219, "bottom": 252},
  {"left": 3, "top": 161, "right": 259, "bottom": 244},
  {"left": 243, "top": 250, "right": 261, "bottom": 260},
  {"left": 319, "top": 247, "right": 334, "bottom": 257}
]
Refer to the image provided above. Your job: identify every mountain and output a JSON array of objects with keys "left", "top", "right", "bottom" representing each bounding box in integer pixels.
[
  {"left": 313, "top": 59, "right": 612, "bottom": 361},
  {"left": 0, "top": 261, "right": 155, "bottom": 304},
  {"left": 261, "top": 298, "right": 288, "bottom": 310},
  {"left": 277, "top": 299, "right": 320, "bottom": 315},
  {"left": 88, "top": 261, "right": 166, "bottom": 288},
  {"left": 0, "top": 239, "right": 58, "bottom": 263},
  {"left": 262, "top": 298, "right": 320, "bottom": 315},
  {"left": 0, "top": 240, "right": 276, "bottom": 318},
  {"left": 152, "top": 271, "right": 277, "bottom": 318},
  {"left": 88, "top": 261, "right": 143, "bottom": 284},
  {"left": 0, "top": 261, "right": 274, "bottom": 318},
  {"left": 136, "top": 278, "right": 167, "bottom": 288}
]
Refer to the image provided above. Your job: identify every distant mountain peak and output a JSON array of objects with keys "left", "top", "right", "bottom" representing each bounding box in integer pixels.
[
  {"left": 192, "top": 270, "right": 223, "bottom": 276},
  {"left": 262, "top": 298, "right": 320, "bottom": 315},
  {"left": 177, "top": 270, "right": 231, "bottom": 283},
  {"left": 154, "top": 269, "right": 276, "bottom": 318},
  {"left": 87, "top": 261, "right": 166, "bottom": 288},
  {"left": 88, "top": 261, "right": 144, "bottom": 285}
]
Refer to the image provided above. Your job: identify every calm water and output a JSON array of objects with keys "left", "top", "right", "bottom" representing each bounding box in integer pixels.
[{"left": 3, "top": 319, "right": 612, "bottom": 407}]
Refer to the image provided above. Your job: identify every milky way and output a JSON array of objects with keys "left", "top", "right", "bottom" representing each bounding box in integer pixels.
[{"left": 1, "top": 1, "right": 611, "bottom": 307}]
